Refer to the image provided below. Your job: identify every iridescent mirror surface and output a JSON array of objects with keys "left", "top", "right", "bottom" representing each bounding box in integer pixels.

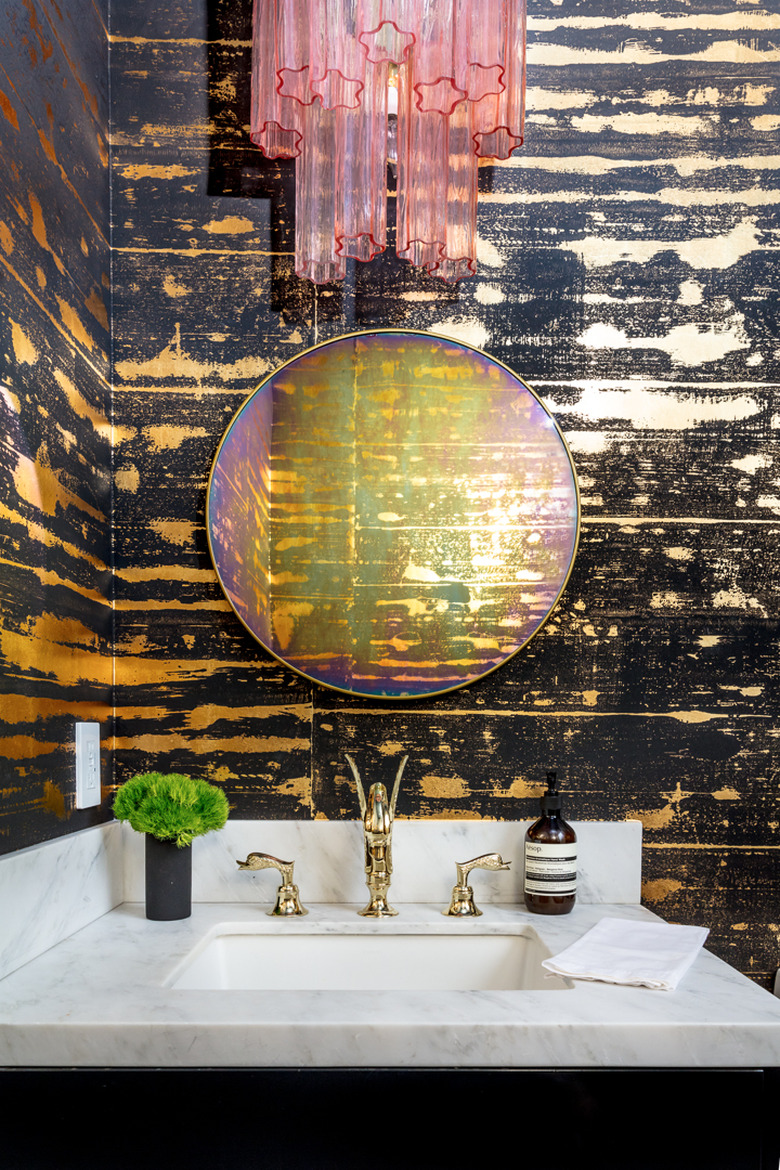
[{"left": 207, "top": 331, "right": 579, "bottom": 698}]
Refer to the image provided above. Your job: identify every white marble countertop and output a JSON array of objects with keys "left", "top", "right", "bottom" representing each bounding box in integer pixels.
[{"left": 2, "top": 899, "right": 779, "bottom": 1069}]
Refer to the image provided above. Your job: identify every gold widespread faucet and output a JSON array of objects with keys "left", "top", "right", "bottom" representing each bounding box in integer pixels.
[
  {"left": 236, "top": 852, "right": 308, "bottom": 916},
  {"left": 346, "top": 752, "right": 408, "bottom": 917}
]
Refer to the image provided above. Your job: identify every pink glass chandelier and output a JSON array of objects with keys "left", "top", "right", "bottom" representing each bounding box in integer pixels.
[{"left": 251, "top": 0, "right": 526, "bottom": 284}]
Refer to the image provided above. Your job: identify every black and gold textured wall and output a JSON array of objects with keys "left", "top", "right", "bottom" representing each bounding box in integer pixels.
[
  {"left": 0, "top": 0, "right": 112, "bottom": 851},
  {"left": 110, "top": 0, "right": 780, "bottom": 988},
  {"left": 2, "top": 0, "right": 779, "bottom": 991}
]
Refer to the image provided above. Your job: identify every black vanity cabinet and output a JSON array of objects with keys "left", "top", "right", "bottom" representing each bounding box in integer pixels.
[{"left": 2, "top": 1067, "right": 777, "bottom": 1170}]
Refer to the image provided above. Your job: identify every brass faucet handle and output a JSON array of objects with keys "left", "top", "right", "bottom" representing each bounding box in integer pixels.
[
  {"left": 444, "top": 853, "right": 512, "bottom": 917},
  {"left": 236, "top": 852, "right": 308, "bottom": 916}
]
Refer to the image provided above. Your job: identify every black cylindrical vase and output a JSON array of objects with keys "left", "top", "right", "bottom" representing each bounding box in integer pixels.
[{"left": 145, "top": 836, "right": 192, "bottom": 920}]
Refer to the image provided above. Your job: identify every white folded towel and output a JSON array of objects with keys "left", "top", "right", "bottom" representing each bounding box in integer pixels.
[{"left": 541, "top": 916, "right": 709, "bottom": 991}]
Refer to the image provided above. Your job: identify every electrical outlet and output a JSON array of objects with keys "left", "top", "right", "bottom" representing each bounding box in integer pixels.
[{"left": 75, "top": 722, "right": 101, "bottom": 809}]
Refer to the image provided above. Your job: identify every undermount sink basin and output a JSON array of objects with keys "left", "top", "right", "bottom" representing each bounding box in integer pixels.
[{"left": 167, "top": 926, "right": 571, "bottom": 992}]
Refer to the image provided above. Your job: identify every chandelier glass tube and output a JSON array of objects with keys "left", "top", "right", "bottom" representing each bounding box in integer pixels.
[{"left": 251, "top": 0, "right": 526, "bottom": 283}]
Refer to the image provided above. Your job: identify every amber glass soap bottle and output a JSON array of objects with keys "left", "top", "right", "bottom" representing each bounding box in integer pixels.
[{"left": 524, "top": 771, "right": 577, "bottom": 915}]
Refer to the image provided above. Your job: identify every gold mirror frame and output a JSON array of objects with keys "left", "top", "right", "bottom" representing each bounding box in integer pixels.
[{"left": 207, "top": 330, "right": 580, "bottom": 699}]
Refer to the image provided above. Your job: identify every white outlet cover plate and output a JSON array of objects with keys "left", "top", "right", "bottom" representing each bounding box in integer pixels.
[{"left": 75, "top": 722, "right": 101, "bottom": 809}]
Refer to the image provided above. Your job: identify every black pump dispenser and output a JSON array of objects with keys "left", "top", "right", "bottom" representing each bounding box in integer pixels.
[
  {"left": 540, "top": 771, "right": 562, "bottom": 814},
  {"left": 524, "top": 770, "right": 577, "bottom": 915}
]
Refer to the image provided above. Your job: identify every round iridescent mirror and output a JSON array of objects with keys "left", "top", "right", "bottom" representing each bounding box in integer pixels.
[{"left": 207, "top": 330, "right": 579, "bottom": 698}]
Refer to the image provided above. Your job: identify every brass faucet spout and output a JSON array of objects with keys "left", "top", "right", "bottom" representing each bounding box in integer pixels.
[{"left": 346, "top": 752, "right": 407, "bottom": 918}]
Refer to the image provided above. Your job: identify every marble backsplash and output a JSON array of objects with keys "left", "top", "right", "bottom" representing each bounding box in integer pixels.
[
  {"left": 0, "top": 824, "right": 124, "bottom": 981},
  {"left": 123, "top": 818, "right": 642, "bottom": 907},
  {"left": 0, "top": 819, "right": 641, "bottom": 980}
]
